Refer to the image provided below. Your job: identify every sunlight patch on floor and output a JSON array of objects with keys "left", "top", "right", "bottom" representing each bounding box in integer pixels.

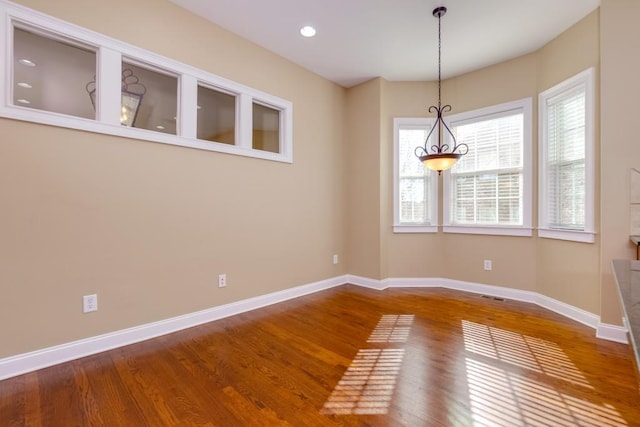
[
  {"left": 321, "top": 349, "right": 405, "bottom": 415},
  {"left": 322, "top": 313, "right": 413, "bottom": 414},
  {"left": 462, "top": 320, "right": 627, "bottom": 426},
  {"left": 461, "top": 320, "right": 590, "bottom": 387},
  {"left": 367, "top": 314, "right": 414, "bottom": 343},
  {"left": 465, "top": 358, "right": 627, "bottom": 426}
]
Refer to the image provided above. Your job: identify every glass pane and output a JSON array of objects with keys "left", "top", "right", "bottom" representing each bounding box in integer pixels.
[
  {"left": 476, "top": 174, "right": 497, "bottom": 199},
  {"left": 123, "top": 62, "right": 177, "bottom": 135},
  {"left": 253, "top": 103, "right": 280, "bottom": 153},
  {"left": 548, "top": 90, "right": 585, "bottom": 164},
  {"left": 454, "top": 176, "right": 475, "bottom": 200},
  {"left": 455, "top": 199, "right": 475, "bottom": 223},
  {"left": 546, "top": 87, "right": 586, "bottom": 231},
  {"left": 197, "top": 85, "right": 236, "bottom": 144},
  {"left": 498, "top": 198, "right": 520, "bottom": 224},
  {"left": 497, "top": 115, "right": 523, "bottom": 168},
  {"left": 13, "top": 27, "right": 96, "bottom": 119},
  {"left": 477, "top": 199, "right": 497, "bottom": 223},
  {"left": 399, "top": 128, "right": 429, "bottom": 177},
  {"left": 453, "top": 112, "right": 523, "bottom": 173},
  {"left": 476, "top": 174, "right": 497, "bottom": 223},
  {"left": 398, "top": 125, "right": 435, "bottom": 225},
  {"left": 498, "top": 173, "right": 521, "bottom": 199},
  {"left": 400, "top": 178, "right": 426, "bottom": 223},
  {"left": 549, "top": 160, "right": 585, "bottom": 229}
]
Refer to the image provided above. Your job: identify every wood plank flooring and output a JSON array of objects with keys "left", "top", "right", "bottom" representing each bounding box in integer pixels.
[{"left": 1, "top": 285, "right": 639, "bottom": 426}]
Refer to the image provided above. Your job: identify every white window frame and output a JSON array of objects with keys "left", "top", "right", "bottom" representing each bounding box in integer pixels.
[
  {"left": 0, "top": 0, "right": 293, "bottom": 163},
  {"left": 443, "top": 98, "right": 533, "bottom": 236},
  {"left": 538, "top": 68, "right": 595, "bottom": 243},
  {"left": 393, "top": 117, "right": 438, "bottom": 233}
]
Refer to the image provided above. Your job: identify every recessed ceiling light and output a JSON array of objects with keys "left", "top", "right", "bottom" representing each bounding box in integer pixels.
[
  {"left": 300, "top": 26, "right": 316, "bottom": 38},
  {"left": 17, "top": 82, "right": 32, "bottom": 89},
  {"left": 16, "top": 98, "right": 31, "bottom": 104},
  {"left": 156, "top": 125, "right": 165, "bottom": 130},
  {"left": 18, "top": 59, "right": 36, "bottom": 67}
]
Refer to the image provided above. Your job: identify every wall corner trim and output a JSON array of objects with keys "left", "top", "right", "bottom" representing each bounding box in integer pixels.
[
  {"left": 345, "top": 274, "right": 389, "bottom": 290},
  {"left": 0, "top": 273, "right": 626, "bottom": 381}
]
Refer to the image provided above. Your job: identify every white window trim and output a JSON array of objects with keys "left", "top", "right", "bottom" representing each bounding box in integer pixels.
[
  {"left": 537, "top": 228, "right": 595, "bottom": 243},
  {"left": 443, "top": 98, "right": 533, "bottom": 237},
  {"left": 538, "top": 68, "right": 595, "bottom": 243},
  {"left": 442, "top": 225, "right": 533, "bottom": 237},
  {"left": 393, "top": 117, "right": 438, "bottom": 233},
  {"left": 0, "top": 0, "right": 293, "bottom": 163}
]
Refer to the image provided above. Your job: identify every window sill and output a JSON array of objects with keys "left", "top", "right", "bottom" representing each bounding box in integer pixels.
[
  {"left": 538, "top": 228, "right": 595, "bottom": 243},
  {"left": 393, "top": 225, "right": 438, "bottom": 233},
  {"left": 443, "top": 225, "right": 533, "bottom": 237},
  {"left": 0, "top": 105, "right": 293, "bottom": 163}
]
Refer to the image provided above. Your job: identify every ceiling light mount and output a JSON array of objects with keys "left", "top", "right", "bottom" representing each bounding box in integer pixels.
[
  {"left": 414, "top": 6, "right": 468, "bottom": 175},
  {"left": 432, "top": 6, "right": 447, "bottom": 18}
]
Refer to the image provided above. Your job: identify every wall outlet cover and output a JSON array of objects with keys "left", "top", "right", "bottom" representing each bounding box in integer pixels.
[{"left": 83, "top": 294, "right": 98, "bottom": 313}]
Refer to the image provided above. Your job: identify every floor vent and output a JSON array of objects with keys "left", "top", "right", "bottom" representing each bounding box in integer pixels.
[{"left": 481, "top": 295, "right": 505, "bottom": 301}]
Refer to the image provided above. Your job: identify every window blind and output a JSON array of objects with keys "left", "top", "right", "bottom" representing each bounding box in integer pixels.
[
  {"left": 449, "top": 112, "right": 524, "bottom": 226},
  {"left": 545, "top": 87, "right": 586, "bottom": 230},
  {"left": 398, "top": 128, "right": 431, "bottom": 224}
]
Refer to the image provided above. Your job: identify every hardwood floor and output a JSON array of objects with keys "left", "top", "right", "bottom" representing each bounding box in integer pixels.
[{"left": 1, "top": 285, "right": 639, "bottom": 426}]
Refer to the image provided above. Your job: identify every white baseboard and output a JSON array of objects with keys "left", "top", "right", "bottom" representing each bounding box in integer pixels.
[
  {"left": 345, "top": 274, "right": 388, "bottom": 290},
  {"left": 535, "top": 293, "right": 600, "bottom": 330},
  {"left": 596, "top": 322, "right": 629, "bottom": 343},
  {"left": 0, "top": 275, "right": 347, "bottom": 381},
  {"left": 0, "top": 273, "right": 628, "bottom": 381},
  {"left": 440, "top": 278, "right": 539, "bottom": 304},
  {"left": 385, "top": 277, "right": 444, "bottom": 288},
  {"left": 351, "top": 275, "right": 624, "bottom": 341}
]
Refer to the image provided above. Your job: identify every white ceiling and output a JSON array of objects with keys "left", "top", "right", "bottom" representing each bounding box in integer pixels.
[{"left": 170, "top": 0, "right": 600, "bottom": 88}]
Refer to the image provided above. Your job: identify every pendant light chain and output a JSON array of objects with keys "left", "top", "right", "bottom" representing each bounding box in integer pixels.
[{"left": 437, "top": 10, "right": 441, "bottom": 109}]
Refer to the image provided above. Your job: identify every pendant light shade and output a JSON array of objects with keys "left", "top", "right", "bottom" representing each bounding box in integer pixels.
[
  {"left": 415, "top": 6, "right": 468, "bottom": 175},
  {"left": 421, "top": 152, "right": 461, "bottom": 172}
]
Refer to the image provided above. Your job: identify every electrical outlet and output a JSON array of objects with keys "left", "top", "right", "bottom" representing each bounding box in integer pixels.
[
  {"left": 83, "top": 294, "right": 98, "bottom": 313},
  {"left": 333, "top": 254, "right": 339, "bottom": 265},
  {"left": 483, "top": 260, "right": 492, "bottom": 271},
  {"left": 218, "top": 274, "right": 227, "bottom": 288}
]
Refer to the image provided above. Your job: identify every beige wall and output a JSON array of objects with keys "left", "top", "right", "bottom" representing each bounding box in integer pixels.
[
  {"left": 1, "top": 0, "right": 634, "bottom": 361},
  {"left": 600, "top": 0, "right": 640, "bottom": 324},
  {"left": 345, "top": 78, "right": 383, "bottom": 278},
  {"left": 0, "top": 0, "right": 347, "bottom": 357}
]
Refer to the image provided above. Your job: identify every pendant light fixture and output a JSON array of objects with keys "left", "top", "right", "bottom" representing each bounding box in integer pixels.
[{"left": 415, "top": 6, "right": 467, "bottom": 175}]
